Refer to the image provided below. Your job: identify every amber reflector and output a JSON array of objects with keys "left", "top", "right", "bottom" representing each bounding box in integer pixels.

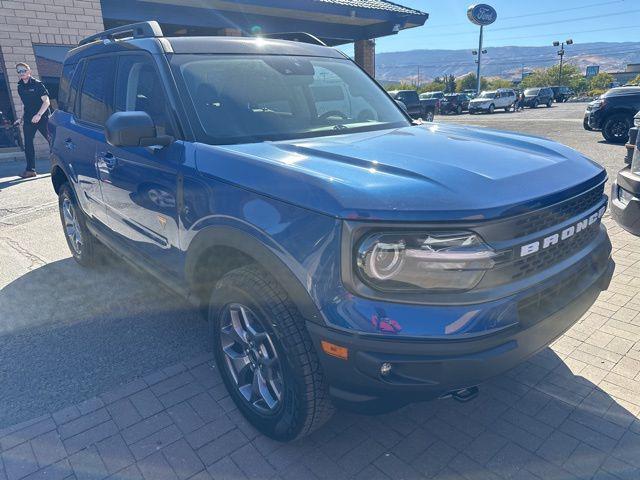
[{"left": 321, "top": 341, "right": 348, "bottom": 360}]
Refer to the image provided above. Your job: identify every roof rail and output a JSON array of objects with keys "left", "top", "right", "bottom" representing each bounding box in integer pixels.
[
  {"left": 78, "top": 21, "right": 164, "bottom": 46},
  {"left": 258, "top": 32, "right": 327, "bottom": 47}
]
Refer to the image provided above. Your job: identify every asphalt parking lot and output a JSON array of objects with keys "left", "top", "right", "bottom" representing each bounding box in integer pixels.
[{"left": 2, "top": 102, "right": 640, "bottom": 479}]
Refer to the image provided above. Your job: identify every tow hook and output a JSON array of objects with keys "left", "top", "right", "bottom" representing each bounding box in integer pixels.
[{"left": 440, "top": 386, "right": 480, "bottom": 403}]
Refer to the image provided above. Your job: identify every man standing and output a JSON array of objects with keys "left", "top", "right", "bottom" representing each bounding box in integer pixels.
[{"left": 13, "top": 62, "right": 50, "bottom": 178}]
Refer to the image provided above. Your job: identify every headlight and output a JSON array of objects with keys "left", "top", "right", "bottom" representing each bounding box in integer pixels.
[
  {"left": 356, "top": 232, "right": 497, "bottom": 292},
  {"left": 590, "top": 99, "right": 606, "bottom": 110},
  {"left": 617, "top": 186, "right": 634, "bottom": 206}
]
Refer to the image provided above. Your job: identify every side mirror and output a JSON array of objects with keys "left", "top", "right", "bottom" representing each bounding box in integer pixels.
[{"left": 105, "top": 111, "right": 172, "bottom": 148}]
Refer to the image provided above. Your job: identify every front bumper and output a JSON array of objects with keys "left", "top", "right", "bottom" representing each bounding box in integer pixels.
[
  {"left": 308, "top": 238, "right": 613, "bottom": 404},
  {"left": 584, "top": 110, "right": 603, "bottom": 130},
  {"left": 612, "top": 167, "right": 640, "bottom": 235},
  {"left": 469, "top": 104, "right": 489, "bottom": 112}
]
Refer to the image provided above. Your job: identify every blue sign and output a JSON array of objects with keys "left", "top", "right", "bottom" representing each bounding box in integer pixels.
[
  {"left": 467, "top": 4, "right": 497, "bottom": 26},
  {"left": 586, "top": 65, "right": 600, "bottom": 78}
]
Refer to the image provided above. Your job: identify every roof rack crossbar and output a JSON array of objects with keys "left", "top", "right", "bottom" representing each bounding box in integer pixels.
[
  {"left": 258, "top": 32, "right": 327, "bottom": 47},
  {"left": 79, "top": 21, "right": 164, "bottom": 46}
]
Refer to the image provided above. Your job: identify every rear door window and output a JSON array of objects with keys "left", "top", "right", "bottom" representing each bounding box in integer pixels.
[{"left": 78, "top": 56, "right": 115, "bottom": 126}]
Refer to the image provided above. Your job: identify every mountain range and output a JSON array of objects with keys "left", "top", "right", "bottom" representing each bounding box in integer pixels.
[{"left": 376, "top": 42, "right": 640, "bottom": 84}]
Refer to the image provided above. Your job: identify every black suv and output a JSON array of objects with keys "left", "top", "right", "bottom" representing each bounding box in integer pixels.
[
  {"left": 387, "top": 90, "right": 423, "bottom": 118},
  {"left": 551, "top": 86, "right": 573, "bottom": 103},
  {"left": 440, "top": 93, "right": 470, "bottom": 114},
  {"left": 523, "top": 87, "right": 554, "bottom": 108},
  {"left": 584, "top": 87, "right": 640, "bottom": 143},
  {"left": 611, "top": 111, "right": 640, "bottom": 233}
]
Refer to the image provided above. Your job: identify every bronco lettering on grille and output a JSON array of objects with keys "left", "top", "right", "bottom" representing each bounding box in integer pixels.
[{"left": 519, "top": 205, "right": 606, "bottom": 258}]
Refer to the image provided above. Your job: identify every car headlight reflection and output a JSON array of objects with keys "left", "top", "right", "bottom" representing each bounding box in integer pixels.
[{"left": 356, "top": 232, "right": 497, "bottom": 292}]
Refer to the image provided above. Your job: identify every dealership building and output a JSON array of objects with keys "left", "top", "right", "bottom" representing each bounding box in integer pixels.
[{"left": 0, "top": 0, "right": 427, "bottom": 157}]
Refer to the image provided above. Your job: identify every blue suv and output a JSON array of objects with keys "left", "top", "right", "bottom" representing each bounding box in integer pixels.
[{"left": 50, "top": 22, "right": 614, "bottom": 441}]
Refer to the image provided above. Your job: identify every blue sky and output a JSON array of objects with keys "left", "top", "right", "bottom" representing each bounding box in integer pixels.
[{"left": 368, "top": 0, "right": 637, "bottom": 53}]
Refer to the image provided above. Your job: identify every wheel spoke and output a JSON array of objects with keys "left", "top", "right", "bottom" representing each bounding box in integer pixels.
[
  {"left": 255, "top": 369, "right": 277, "bottom": 409},
  {"left": 221, "top": 322, "right": 247, "bottom": 348}
]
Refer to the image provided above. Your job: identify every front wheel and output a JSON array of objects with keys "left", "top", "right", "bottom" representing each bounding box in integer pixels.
[
  {"left": 488, "top": 104, "right": 495, "bottom": 114},
  {"left": 456, "top": 105, "right": 462, "bottom": 115},
  {"left": 424, "top": 110, "right": 434, "bottom": 122},
  {"left": 546, "top": 100, "right": 552, "bottom": 107},
  {"left": 210, "top": 266, "right": 334, "bottom": 441},
  {"left": 602, "top": 114, "right": 631, "bottom": 144},
  {"left": 532, "top": 100, "right": 539, "bottom": 108},
  {"left": 58, "top": 183, "right": 101, "bottom": 266}
]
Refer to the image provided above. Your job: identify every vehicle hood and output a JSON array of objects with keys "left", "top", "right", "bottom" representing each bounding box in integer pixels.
[
  {"left": 469, "top": 98, "right": 492, "bottom": 104},
  {"left": 194, "top": 123, "right": 606, "bottom": 222}
]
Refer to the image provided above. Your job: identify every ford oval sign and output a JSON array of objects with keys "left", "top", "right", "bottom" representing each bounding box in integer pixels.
[{"left": 467, "top": 4, "right": 497, "bottom": 26}]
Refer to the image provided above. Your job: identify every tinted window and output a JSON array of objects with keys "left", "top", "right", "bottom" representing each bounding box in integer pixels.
[
  {"left": 174, "top": 54, "right": 408, "bottom": 145},
  {"left": 68, "top": 61, "right": 84, "bottom": 116},
  {"left": 525, "top": 88, "right": 540, "bottom": 95},
  {"left": 78, "top": 56, "right": 115, "bottom": 125},
  {"left": 114, "top": 55, "right": 173, "bottom": 136},
  {"left": 58, "top": 63, "right": 75, "bottom": 112}
]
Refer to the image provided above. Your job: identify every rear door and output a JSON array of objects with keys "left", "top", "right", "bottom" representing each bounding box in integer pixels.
[
  {"left": 96, "top": 53, "right": 183, "bottom": 270},
  {"left": 67, "top": 56, "right": 115, "bottom": 224}
]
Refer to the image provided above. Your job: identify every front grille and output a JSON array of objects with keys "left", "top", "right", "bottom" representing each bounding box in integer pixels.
[
  {"left": 509, "top": 225, "right": 600, "bottom": 280},
  {"left": 518, "top": 262, "right": 588, "bottom": 324},
  {"left": 513, "top": 184, "right": 605, "bottom": 237}
]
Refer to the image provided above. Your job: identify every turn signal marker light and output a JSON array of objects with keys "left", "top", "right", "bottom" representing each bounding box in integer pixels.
[{"left": 321, "top": 341, "right": 348, "bottom": 360}]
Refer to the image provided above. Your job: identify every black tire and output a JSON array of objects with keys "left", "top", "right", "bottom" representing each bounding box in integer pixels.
[
  {"left": 546, "top": 100, "right": 552, "bottom": 107},
  {"left": 58, "top": 183, "right": 101, "bottom": 266},
  {"left": 456, "top": 105, "right": 462, "bottom": 115},
  {"left": 532, "top": 100, "right": 539, "bottom": 108},
  {"left": 209, "top": 265, "right": 334, "bottom": 441},
  {"left": 488, "top": 104, "right": 495, "bottom": 114},
  {"left": 504, "top": 106, "right": 511, "bottom": 113},
  {"left": 424, "top": 111, "right": 434, "bottom": 122},
  {"left": 602, "top": 114, "right": 631, "bottom": 144}
]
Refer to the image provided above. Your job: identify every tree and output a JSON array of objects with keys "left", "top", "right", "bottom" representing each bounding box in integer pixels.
[
  {"left": 445, "top": 74, "right": 456, "bottom": 93},
  {"left": 628, "top": 74, "right": 640, "bottom": 86},
  {"left": 488, "top": 78, "right": 513, "bottom": 90},
  {"left": 455, "top": 73, "right": 487, "bottom": 93},
  {"left": 519, "top": 64, "right": 583, "bottom": 91},
  {"left": 589, "top": 72, "right": 614, "bottom": 93},
  {"left": 419, "top": 80, "right": 446, "bottom": 93}
]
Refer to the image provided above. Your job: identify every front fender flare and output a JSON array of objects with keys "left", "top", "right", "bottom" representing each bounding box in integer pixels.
[{"left": 185, "top": 226, "right": 325, "bottom": 325}]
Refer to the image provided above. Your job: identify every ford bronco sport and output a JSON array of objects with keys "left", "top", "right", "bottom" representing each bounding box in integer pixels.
[{"left": 50, "top": 22, "right": 614, "bottom": 441}]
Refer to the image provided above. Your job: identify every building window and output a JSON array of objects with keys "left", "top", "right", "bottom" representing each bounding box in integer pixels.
[{"left": 33, "top": 45, "right": 73, "bottom": 110}]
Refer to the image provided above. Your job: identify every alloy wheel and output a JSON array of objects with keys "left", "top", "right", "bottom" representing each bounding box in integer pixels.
[
  {"left": 610, "top": 120, "right": 628, "bottom": 139},
  {"left": 62, "top": 197, "right": 82, "bottom": 256},
  {"left": 219, "top": 303, "right": 284, "bottom": 414}
]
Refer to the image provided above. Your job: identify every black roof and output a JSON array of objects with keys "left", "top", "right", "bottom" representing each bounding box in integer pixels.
[{"left": 166, "top": 36, "right": 344, "bottom": 57}]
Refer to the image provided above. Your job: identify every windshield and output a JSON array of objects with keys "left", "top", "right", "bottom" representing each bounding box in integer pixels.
[
  {"left": 525, "top": 88, "right": 540, "bottom": 95},
  {"left": 172, "top": 54, "right": 409, "bottom": 144},
  {"left": 478, "top": 91, "right": 496, "bottom": 99}
]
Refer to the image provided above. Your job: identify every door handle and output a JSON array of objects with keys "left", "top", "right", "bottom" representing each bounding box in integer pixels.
[{"left": 64, "top": 138, "right": 75, "bottom": 150}]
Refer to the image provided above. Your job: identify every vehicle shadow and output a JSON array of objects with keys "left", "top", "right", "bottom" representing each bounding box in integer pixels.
[
  {"left": 298, "top": 347, "right": 640, "bottom": 479},
  {"left": 0, "top": 256, "right": 209, "bottom": 428}
]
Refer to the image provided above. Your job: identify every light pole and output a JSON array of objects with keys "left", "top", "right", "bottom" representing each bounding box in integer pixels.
[
  {"left": 467, "top": 4, "right": 497, "bottom": 95},
  {"left": 472, "top": 48, "right": 487, "bottom": 94},
  {"left": 552, "top": 39, "right": 573, "bottom": 85}
]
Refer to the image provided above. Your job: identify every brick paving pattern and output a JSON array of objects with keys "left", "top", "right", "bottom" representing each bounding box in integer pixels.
[{"left": 2, "top": 215, "right": 640, "bottom": 479}]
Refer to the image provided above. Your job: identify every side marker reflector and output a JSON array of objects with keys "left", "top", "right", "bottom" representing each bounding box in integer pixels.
[{"left": 321, "top": 341, "right": 348, "bottom": 360}]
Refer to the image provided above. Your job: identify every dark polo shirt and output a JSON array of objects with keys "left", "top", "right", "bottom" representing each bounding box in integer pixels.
[{"left": 17, "top": 77, "right": 49, "bottom": 119}]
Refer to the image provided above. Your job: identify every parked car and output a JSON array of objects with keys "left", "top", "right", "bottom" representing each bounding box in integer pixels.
[
  {"left": 440, "top": 93, "right": 470, "bottom": 115},
  {"left": 387, "top": 89, "right": 424, "bottom": 119},
  {"left": 463, "top": 89, "right": 477, "bottom": 98},
  {"left": 523, "top": 87, "right": 554, "bottom": 108},
  {"left": 611, "top": 111, "right": 640, "bottom": 233},
  {"left": 51, "top": 22, "right": 614, "bottom": 441},
  {"left": 468, "top": 89, "right": 516, "bottom": 113},
  {"left": 583, "top": 87, "right": 640, "bottom": 143},
  {"left": 550, "top": 85, "right": 573, "bottom": 103}
]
